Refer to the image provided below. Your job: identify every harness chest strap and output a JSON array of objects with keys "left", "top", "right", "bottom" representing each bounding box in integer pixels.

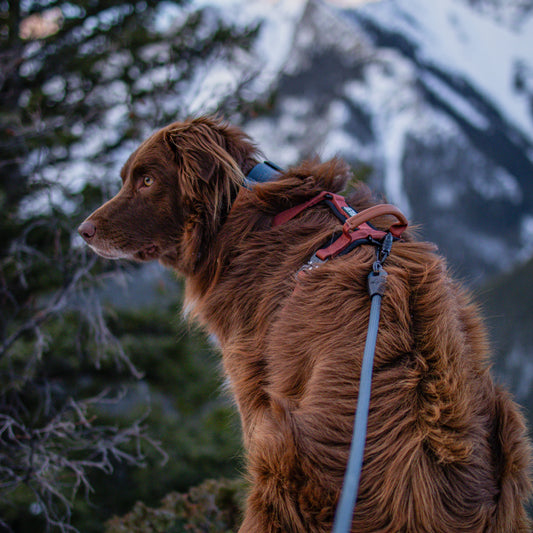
[
  {"left": 272, "top": 191, "right": 338, "bottom": 226},
  {"left": 272, "top": 191, "right": 408, "bottom": 261}
]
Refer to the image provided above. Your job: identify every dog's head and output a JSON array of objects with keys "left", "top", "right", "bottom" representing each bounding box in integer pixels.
[{"left": 78, "top": 116, "right": 258, "bottom": 273}]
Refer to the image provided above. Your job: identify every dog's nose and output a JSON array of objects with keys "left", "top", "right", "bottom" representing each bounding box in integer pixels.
[{"left": 78, "top": 220, "right": 96, "bottom": 241}]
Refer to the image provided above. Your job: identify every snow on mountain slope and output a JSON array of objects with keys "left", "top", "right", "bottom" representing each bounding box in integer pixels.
[
  {"left": 229, "top": 0, "right": 532, "bottom": 284},
  {"left": 460, "top": 0, "right": 533, "bottom": 29},
  {"left": 183, "top": 0, "right": 533, "bottom": 282},
  {"left": 344, "top": 0, "right": 533, "bottom": 273},
  {"left": 355, "top": 0, "right": 533, "bottom": 143}
]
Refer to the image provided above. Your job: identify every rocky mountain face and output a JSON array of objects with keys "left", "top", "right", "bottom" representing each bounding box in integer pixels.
[
  {"left": 481, "top": 256, "right": 533, "bottom": 411},
  {"left": 243, "top": 0, "right": 533, "bottom": 285}
]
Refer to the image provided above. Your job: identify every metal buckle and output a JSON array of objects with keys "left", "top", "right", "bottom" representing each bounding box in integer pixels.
[{"left": 297, "top": 252, "right": 326, "bottom": 276}]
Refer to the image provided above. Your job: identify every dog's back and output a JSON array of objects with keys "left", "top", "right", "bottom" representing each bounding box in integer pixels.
[{"left": 187, "top": 158, "right": 532, "bottom": 532}]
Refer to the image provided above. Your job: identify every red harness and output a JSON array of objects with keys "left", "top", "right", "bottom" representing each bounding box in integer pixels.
[{"left": 272, "top": 191, "right": 408, "bottom": 262}]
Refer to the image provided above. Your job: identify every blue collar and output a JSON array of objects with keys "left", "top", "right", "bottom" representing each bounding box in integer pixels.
[{"left": 244, "top": 161, "right": 283, "bottom": 188}]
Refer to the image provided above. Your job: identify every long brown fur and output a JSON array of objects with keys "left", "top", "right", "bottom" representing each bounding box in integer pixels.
[{"left": 79, "top": 116, "right": 532, "bottom": 532}]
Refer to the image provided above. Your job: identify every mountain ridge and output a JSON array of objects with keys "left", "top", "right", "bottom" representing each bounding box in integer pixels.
[{"left": 239, "top": 0, "right": 533, "bottom": 283}]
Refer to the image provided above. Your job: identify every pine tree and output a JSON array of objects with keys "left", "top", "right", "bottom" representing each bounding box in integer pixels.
[{"left": 0, "top": 2, "right": 258, "bottom": 531}]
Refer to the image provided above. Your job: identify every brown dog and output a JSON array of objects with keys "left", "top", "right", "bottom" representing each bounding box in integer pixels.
[{"left": 79, "top": 116, "right": 532, "bottom": 532}]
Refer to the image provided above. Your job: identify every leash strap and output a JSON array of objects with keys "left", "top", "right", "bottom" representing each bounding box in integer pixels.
[{"left": 332, "top": 234, "right": 393, "bottom": 533}]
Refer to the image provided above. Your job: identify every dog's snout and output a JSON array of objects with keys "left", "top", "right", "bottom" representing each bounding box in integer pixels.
[{"left": 78, "top": 220, "right": 96, "bottom": 241}]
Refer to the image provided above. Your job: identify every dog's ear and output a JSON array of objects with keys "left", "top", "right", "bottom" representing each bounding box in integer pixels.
[{"left": 164, "top": 117, "right": 250, "bottom": 273}]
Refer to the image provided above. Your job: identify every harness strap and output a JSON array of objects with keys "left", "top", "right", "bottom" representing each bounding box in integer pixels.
[
  {"left": 272, "top": 191, "right": 338, "bottom": 226},
  {"left": 244, "top": 161, "right": 282, "bottom": 188},
  {"left": 273, "top": 190, "right": 408, "bottom": 262},
  {"left": 316, "top": 204, "right": 407, "bottom": 261}
]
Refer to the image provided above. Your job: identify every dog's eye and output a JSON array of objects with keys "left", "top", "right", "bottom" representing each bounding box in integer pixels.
[{"left": 143, "top": 176, "right": 154, "bottom": 187}]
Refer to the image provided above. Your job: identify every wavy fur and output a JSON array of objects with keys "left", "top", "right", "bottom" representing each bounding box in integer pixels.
[{"left": 81, "top": 116, "right": 532, "bottom": 532}]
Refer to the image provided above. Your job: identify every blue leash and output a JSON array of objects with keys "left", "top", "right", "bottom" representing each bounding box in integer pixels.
[
  {"left": 245, "top": 162, "right": 395, "bottom": 531},
  {"left": 332, "top": 235, "right": 392, "bottom": 533}
]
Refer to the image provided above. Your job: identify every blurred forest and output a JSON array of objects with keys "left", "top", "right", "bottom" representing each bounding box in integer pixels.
[{"left": 0, "top": 1, "right": 260, "bottom": 531}]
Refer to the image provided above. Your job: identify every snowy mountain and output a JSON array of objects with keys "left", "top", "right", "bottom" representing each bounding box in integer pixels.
[
  {"left": 349, "top": 0, "right": 533, "bottom": 280},
  {"left": 195, "top": 0, "right": 533, "bottom": 284}
]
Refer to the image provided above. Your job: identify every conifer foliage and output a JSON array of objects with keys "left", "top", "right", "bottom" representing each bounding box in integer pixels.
[{"left": 0, "top": 1, "right": 257, "bottom": 531}]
